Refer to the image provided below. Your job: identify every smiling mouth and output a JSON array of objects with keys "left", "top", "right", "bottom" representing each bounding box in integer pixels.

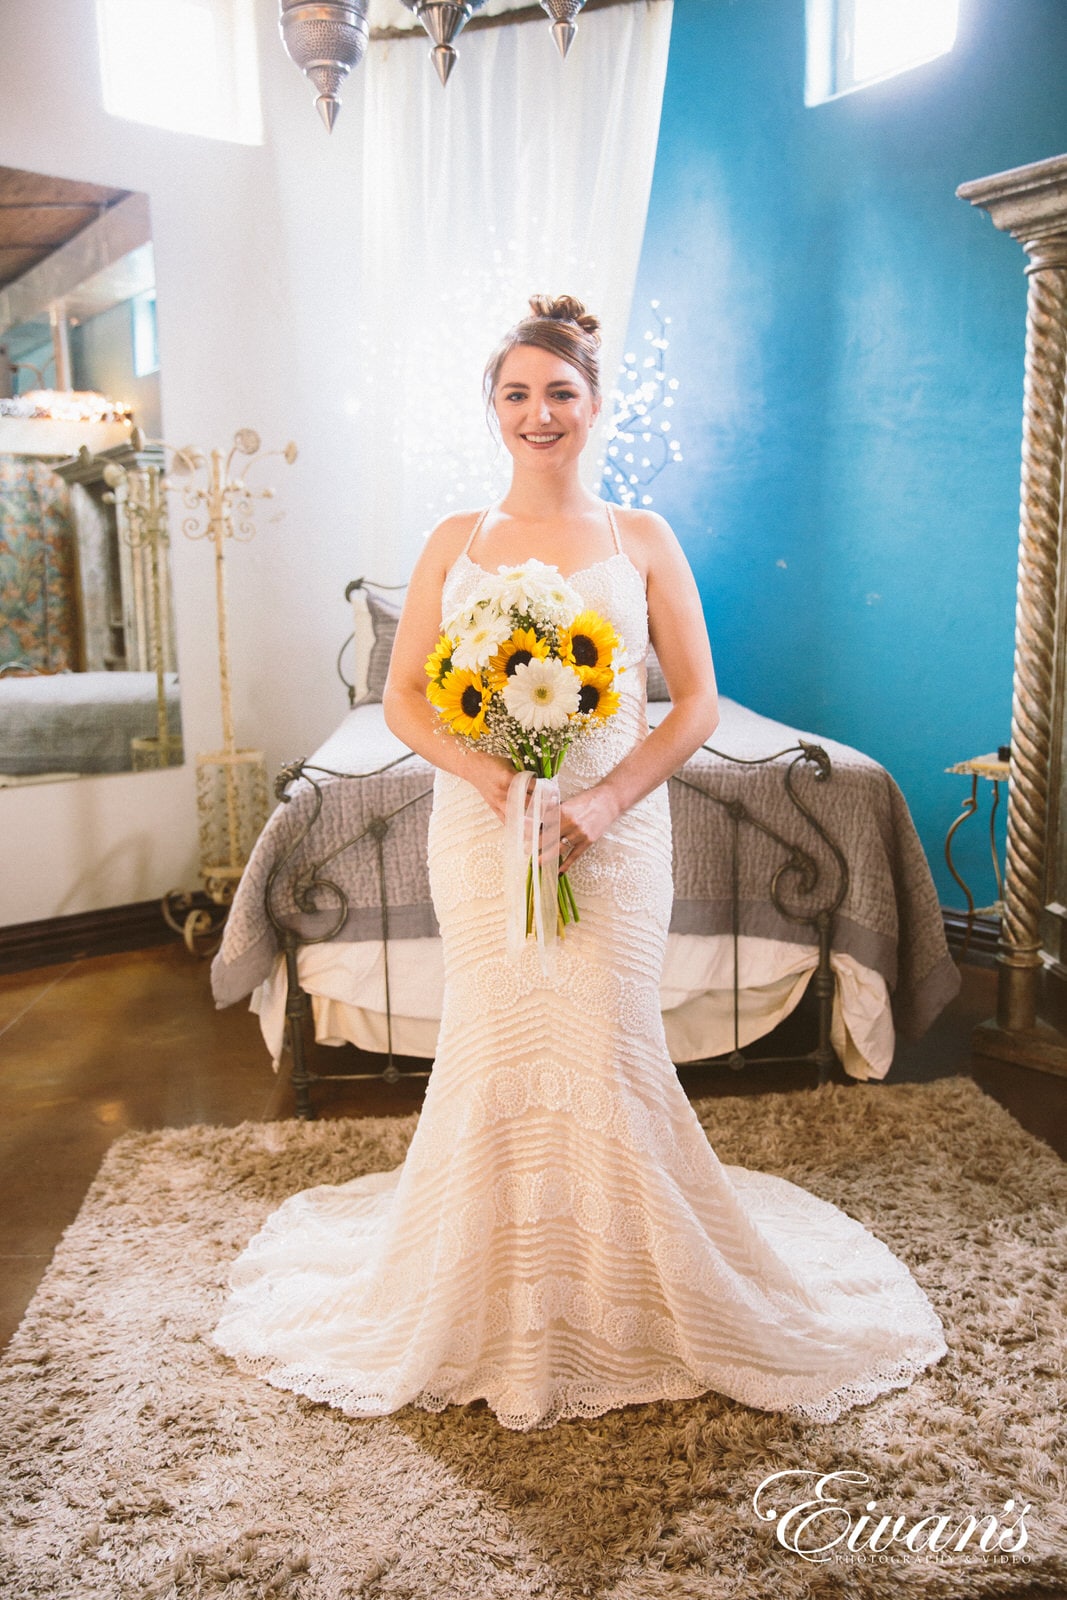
[{"left": 522, "top": 433, "right": 563, "bottom": 446}]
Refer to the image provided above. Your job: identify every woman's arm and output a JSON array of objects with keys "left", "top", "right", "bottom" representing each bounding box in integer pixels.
[
  {"left": 559, "top": 511, "right": 719, "bottom": 865},
  {"left": 382, "top": 516, "right": 516, "bottom": 819}
]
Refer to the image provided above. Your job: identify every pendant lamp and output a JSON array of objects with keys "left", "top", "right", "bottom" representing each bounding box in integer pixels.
[{"left": 280, "top": 0, "right": 589, "bottom": 128}]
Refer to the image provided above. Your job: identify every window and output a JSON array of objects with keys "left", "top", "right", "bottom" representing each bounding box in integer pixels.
[
  {"left": 806, "top": 0, "right": 960, "bottom": 105},
  {"left": 132, "top": 291, "right": 160, "bottom": 377},
  {"left": 96, "top": 0, "right": 262, "bottom": 143}
]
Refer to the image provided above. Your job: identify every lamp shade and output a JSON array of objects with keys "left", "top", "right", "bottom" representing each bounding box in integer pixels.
[
  {"left": 539, "top": 0, "right": 587, "bottom": 58},
  {"left": 279, "top": 0, "right": 371, "bottom": 130},
  {"left": 398, "top": 0, "right": 490, "bottom": 85}
]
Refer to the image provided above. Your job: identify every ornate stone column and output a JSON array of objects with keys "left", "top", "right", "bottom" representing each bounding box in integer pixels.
[{"left": 957, "top": 154, "right": 1067, "bottom": 1074}]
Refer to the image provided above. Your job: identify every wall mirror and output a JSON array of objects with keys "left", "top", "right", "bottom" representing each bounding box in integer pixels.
[{"left": 0, "top": 164, "right": 183, "bottom": 783}]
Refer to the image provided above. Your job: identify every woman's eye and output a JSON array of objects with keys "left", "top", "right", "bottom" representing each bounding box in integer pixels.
[{"left": 502, "top": 389, "right": 577, "bottom": 402}]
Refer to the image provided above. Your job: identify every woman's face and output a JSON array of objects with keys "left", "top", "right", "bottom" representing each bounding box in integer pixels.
[{"left": 492, "top": 343, "right": 601, "bottom": 470}]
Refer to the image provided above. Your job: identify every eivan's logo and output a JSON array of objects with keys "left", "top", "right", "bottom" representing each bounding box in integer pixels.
[{"left": 752, "top": 1470, "right": 1031, "bottom": 1565}]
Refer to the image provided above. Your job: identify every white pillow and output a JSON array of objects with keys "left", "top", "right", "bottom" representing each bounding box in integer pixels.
[{"left": 349, "top": 586, "right": 403, "bottom": 704}]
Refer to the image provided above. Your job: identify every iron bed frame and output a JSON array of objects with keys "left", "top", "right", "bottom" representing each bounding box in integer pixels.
[{"left": 263, "top": 581, "right": 851, "bottom": 1120}]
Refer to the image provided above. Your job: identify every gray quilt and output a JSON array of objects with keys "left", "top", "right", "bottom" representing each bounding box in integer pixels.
[
  {"left": 0, "top": 671, "right": 182, "bottom": 774},
  {"left": 211, "top": 697, "right": 960, "bottom": 1040}
]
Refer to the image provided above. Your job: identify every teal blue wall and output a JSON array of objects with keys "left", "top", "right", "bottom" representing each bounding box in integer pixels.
[{"left": 629, "top": 0, "right": 1067, "bottom": 906}]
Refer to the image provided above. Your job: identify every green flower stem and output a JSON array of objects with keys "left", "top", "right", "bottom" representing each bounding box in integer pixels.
[
  {"left": 513, "top": 736, "right": 580, "bottom": 937},
  {"left": 539, "top": 734, "right": 552, "bottom": 779},
  {"left": 524, "top": 862, "right": 580, "bottom": 936}
]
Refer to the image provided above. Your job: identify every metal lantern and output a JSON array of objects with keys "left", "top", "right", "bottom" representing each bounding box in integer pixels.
[
  {"left": 399, "top": 0, "right": 490, "bottom": 86},
  {"left": 540, "top": 0, "right": 587, "bottom": 59},
  {"left": 279, "top": 0, "right": 370, "bottom": 130}
]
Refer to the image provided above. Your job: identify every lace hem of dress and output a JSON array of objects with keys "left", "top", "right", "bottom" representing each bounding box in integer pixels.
[{"left": 210, "top": 1325, "right": 948, "bottom": 1434}]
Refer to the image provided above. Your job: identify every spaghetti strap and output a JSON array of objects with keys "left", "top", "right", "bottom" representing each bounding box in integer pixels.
[
  {"left": 605, "top": 501, "right": 623, "bottom": 555},
  {"left": 463, "top": 507, "right": 491, "bottom": 558}
]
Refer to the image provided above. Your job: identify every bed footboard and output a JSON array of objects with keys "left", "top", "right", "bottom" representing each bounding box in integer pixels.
[
  {"left": 671, "top": 735, "right": 848, "bottom": 1084},
  {"left": 265, "top": 755, "right": 435, "bottom": 1120},
  {"left": 264, "top": 738, "right": 849, "bottom": 1120}
]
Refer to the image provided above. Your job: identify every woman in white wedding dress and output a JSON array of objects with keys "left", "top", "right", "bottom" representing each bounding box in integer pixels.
[{"left": 210, "top": 295, "right": 946, "bottom": 1430}]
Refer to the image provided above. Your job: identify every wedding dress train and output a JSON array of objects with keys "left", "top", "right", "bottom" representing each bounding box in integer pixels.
[{"left": 210, "top": 508, "right": 946, "bottom": 1430}]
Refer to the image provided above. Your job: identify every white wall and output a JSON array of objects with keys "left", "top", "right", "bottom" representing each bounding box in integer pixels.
[{"left": 1, "top": 0, "right": 374, "bottom": 924}]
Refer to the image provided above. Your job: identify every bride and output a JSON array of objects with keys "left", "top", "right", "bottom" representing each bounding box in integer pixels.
[{"left": 210, "top": 295, "right": 946, "bottom": 1430}]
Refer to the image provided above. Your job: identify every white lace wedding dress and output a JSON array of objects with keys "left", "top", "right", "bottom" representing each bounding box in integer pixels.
[{"left": 210, "top": 508, "right": 947, "bottom": 1431}]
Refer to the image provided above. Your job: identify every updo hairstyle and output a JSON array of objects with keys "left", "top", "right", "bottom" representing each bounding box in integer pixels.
[{"left": 483, "top": 294, "right": 603, "bottom": 414}]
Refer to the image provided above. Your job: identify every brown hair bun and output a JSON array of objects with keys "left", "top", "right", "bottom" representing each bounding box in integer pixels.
[
  {"left": 527, "top": 294, "right": 602, "bottom": 346},
  {"left": 483, "top": 292, "right": 603, "bottom": 408}
]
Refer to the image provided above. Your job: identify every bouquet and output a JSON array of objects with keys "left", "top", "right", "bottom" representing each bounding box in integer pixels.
[{"left": 425, "top": 559, "right": 626, "bottom": 945}]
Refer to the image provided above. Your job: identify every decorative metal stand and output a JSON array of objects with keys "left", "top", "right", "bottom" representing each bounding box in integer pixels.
[
  {"left": 155, "top": 429, "right": 297, "bottom": 956},
  {"left": 943, "top": 750, "right": 1009, "bottom": 965},
  {"left": 101, "top": 432, "right": 183, "bottom": 771}
]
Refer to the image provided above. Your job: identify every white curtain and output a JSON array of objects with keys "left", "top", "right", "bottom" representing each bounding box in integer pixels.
[{"left": 351, "top": 0, "right": 674, "bottom": 578}]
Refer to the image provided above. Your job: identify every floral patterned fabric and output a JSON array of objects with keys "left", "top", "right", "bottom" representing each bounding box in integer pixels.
[{"left": 0, "top": 455, "right": 78, "bottom": 672}]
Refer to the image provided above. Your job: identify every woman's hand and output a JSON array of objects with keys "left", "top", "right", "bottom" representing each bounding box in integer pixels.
[
  {"left": 470, "top": 754, "right": 519, "bottom": 824},
  {"left": 554, "top": 784, "right": 621, "bottom": 869}
]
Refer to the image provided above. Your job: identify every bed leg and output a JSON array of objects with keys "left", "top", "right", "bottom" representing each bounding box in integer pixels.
[
  {"left": 282, "top": 935, "right": 314, "bottom": 1120},
  {"left": 812, "top": 910, "right": 836, "bottom": 1085}
]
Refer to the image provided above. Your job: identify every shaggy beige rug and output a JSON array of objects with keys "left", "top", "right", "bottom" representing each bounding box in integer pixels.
[{"left": 1, "top": 1076, "right": 1065, "bottom": 1600}]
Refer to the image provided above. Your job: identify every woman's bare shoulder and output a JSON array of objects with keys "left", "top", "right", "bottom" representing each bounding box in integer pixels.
[
  {"left": 432, "top": 507, "right": 485, "bottom": 537},
  {"left": 419, "top": 508, "right": 485, "bottom": 570},
  {"left": 612, "top": 506, "right": 680, "bottom": 573}
]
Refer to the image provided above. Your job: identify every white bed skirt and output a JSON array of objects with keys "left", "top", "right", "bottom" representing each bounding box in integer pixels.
[{"left": 250, "top": 932, "right": 894, "bottom": 1081}]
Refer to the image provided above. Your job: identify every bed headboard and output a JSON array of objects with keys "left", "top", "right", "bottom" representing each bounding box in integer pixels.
[
  {"left": 337, "top": 576, "right": 672, "bottom": 705},
  {"left": 339, "top": 578, "right": 408, "bottom": 708}
]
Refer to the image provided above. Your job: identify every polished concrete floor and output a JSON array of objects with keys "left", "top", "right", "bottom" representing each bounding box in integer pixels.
[{"left": 2, "top": 941, "right": 1066, "bottom": 1356}]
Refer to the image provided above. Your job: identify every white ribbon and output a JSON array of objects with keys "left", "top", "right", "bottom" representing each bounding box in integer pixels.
[{"left": 504, "top": 769, "right": 562, "bottom": 977}]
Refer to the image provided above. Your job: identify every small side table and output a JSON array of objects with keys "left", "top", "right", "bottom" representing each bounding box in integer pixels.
[{"left": 944, "top": 750, "right": 1009, "bottom": 963}]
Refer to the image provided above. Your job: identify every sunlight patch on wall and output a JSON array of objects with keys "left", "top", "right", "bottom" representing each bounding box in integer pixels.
[
  {"left": 96, "top": 0, "right": 263, "bottom": 143},
  {"left": 806, "top": 0, "right": 960, "bottom": 106}
]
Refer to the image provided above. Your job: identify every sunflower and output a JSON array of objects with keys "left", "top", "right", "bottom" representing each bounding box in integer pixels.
[
  {"left": 559, "top": 611, "right": 619, "bottom": 675},
  {"left": 487, "top": 626, "right": 550, "bottom": 691},
  {"left": 433, "top": 668, "right": 489, "bottom": 737},
  {"left": 426, "top": 674, "right": 450, "bottom": 709},
  {"left": 424, "top": 633, "right": 455, "bottom": 687},
  {"left": 575, "top": 667, "right": 621, "bottom": 721}
]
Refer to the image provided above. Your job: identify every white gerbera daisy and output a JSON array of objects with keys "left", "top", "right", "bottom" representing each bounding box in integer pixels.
[
  {"left": 503, "top": 656, "right": 581, "bottom": 731},
  {"left": 493, "top": 561, "right": 583, "bottom": 626},
  {"left": 531, "top": 583, "right": 583, "bottom": 629},
  {"left": 451, "top": 611, "right": 514, "bottom": 670},
  {"left": 443, "top": 592, "right": 506, "bottom": 639}
]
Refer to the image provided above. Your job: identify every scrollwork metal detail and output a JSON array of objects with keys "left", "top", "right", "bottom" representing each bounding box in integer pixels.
[{"left": 670, "top": 736, "right": 848, "bottom": 1084}]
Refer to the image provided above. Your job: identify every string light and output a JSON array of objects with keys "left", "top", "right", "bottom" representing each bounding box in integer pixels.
[{"left": 596, "top": 298, "right": 682, "bottom": 510}]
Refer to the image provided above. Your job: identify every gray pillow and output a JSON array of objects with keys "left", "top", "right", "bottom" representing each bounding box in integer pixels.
[
  {"left": 645, "top": 646, "right": 670, "bottom": 701},
  {"left": 356, "top": 588, "right": 402, "bottom": 705}
]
